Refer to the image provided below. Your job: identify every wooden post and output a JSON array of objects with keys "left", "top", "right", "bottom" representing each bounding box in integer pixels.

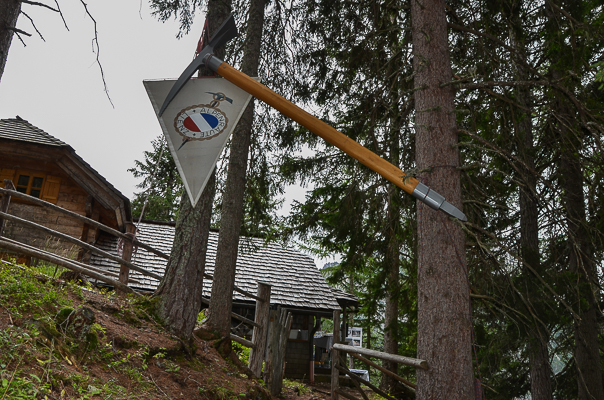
[
  {"left": 249, "top": 282, "right": 271, "bottom": 377},
  {"left": 0, "top": 180, "right": 15, "bottom": 237},
  {"left": 266, "top": 307, "right": 292, "bottom": 396},
  {"left": 77, "top": 195, "right": 94, "bottom": 262},
  {"left": 309, "top": 316, "right": 321, "bottom": 384},
  {"left": 119, "top": 222, "right": 136, "bottom": 285},
  {"left": 331, "top": 309, "right": 341, "bottom": 400}
]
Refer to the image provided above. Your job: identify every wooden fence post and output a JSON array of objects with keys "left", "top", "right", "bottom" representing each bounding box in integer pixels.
[
  {"left": 119, "top": 222, "right": 136, "bottom": 285},
  {"left": 249, "top": 282, "right": 271, "bottom": 377},
  {"left": 266, "top": 307, "right": 292, "bottom": 396},
  {"left": 331, "top": 309, "right": 341, "bottom": 400},
  {"left": 0, "top": 180, "right": 15, "bottom": 237}
]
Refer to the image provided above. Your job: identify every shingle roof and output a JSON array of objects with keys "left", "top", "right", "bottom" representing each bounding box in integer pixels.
[
  {"left": 0, "top": 116, "right": 131, "bottom": 223},
  {"left": 90, "top": 221, "right": 343, "bottom": 312},
  {"left": 0, "top": 117, "right": 68, "bottom": 146}
]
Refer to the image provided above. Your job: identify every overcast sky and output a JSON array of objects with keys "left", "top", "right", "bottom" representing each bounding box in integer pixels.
[
  {"left": 0, "top": 1, "right": 336, "bottom": 265},
  {"left": 0, "top": 0, "right": 209, "bottom": 200}
]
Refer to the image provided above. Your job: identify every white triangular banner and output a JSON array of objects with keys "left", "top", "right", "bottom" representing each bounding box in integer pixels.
[{"left": 144, "top": 78, "right": 255, "bottom": 206}]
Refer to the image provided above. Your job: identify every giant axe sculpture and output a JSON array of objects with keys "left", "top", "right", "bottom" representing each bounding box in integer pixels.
[{"left": 159, "top": 15, "right": 467, "bottom": 221}]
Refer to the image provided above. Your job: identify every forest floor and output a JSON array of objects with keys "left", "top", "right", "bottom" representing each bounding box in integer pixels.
[{"left": 0, "top": 260, "right": 374, "bottom": 399}]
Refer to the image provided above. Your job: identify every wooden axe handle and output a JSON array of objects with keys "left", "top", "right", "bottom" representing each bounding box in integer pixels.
[{"left": 213, "top": 61, "right": 420, "bottom": 195}]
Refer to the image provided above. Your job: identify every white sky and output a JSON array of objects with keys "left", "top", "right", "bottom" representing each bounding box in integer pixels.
[
  {"left": 0, "top": 0, "right": 204, "bottom": 200},
  {"left": 0, "top": 1, "right": 336, "bottom": 267}
]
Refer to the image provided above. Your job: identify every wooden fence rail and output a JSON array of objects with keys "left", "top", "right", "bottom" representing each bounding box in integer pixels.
[
  {"left": 0, "top": 210, "right": 162, "bottom": 281},
  {"left": 0, "top": 187, "right": 170, "bottom": 260},
  {"left": 331, "top": 338, "right": 427, "bottom": 400},
  {"left": 0, "top": 237, "right": 138, "bottom": 296},
  {"left": 332, "top": 344, "right": 428, "bottom": 370}
]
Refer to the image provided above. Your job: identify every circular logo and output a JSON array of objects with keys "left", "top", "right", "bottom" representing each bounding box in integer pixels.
[{"left": 174, "top": 104, "right": 228, "bottom": 140}]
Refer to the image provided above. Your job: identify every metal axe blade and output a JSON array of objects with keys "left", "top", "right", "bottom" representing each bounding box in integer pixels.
[{"left": 158, "top": 14, "right": 238, "bottom": 116}]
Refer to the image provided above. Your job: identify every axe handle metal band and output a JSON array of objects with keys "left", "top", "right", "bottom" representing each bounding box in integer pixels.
[{"left": 210, "top": 59, "right": 420, "bottom": 195}]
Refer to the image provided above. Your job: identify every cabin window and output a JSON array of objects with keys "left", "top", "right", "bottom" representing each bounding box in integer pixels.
[
  {"left": 16, "top": 173, "right": 45, "bottom": 198},
  {"left": 0, "top": 168, "right": 61, "bottom": 204}
]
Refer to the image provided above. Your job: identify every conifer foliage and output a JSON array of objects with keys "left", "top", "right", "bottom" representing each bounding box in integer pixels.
[{"left": 132, "top": 0, "right": 604, "bottom": 397}]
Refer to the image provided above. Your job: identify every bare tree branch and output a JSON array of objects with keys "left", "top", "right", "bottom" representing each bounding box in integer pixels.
[
  {"left": 79, "top": 0, "right": 114, "bottom": 107},
  {"left": 21, "top": 0, "right": 59, "bottom": 13},
  {"left": 12, "top": 31, "right": 28, "bottom": 47},
  {"left": 8, "top": 27, "right": 32, "bottom": 37},
  {"left": 54, "top": 0, "right": 69, "bottom": 31},
  {"left": 20, "top": 12, "right": 45, "bottom": 41}
]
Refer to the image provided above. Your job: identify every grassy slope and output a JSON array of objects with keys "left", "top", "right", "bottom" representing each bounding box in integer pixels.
[{"left": 0, "top": 259, "right": 272, "bottom": 400}]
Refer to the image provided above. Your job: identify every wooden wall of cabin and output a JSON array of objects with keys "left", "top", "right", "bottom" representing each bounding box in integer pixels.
[{"left": 0, "top": 154, "right": 116, "bottom": 261}]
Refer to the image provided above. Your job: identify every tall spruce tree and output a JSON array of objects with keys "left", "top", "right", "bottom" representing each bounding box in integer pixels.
[
  {"left": 411, "top": 0, "right": 474, "bottom": 398},
  {"left": 204, "top": 0, "right": 267, "bottom": 339},
  {"left": 279, "top": 0, "right": 420, "bottom": 394},
  {"left": 544, "top": 2, "right": 603, "bottom": 398},
  {"left": 129, "top": 136, "right": 183, "bottom": 222},
  {"left": 150, "top": 0, "right": 232, "bottom": 342}
]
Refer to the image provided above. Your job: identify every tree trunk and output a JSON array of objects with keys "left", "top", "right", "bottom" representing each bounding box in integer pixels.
[
  {"left": 558, "top": 118, "right": 603, "bottom": 400},
  {"left": 153, "top": 0, "right": 232, "bottom": 341},
  {"left": 0, "top": 0, "right": 20, "bottom": 83},
  {"left": 544, "top": 3, "right": 603, "bottom": 398},
  {"left": 155, "top": 172, "right": 216, "bottom": 341},
  {"left": 205, "top": 0, "right": 266, "bottom": 337},
  {"left": 381, "top": 178, "right": 401, "bottom": 393},
  {"left": 518, "top": 101, "right": 553, "bottom": 400},
  {"left": 381, "top": 260, "right": 399, "bottom": 393},
  {"left": 411, "top": 1, "right": 474, "bottom": 399},
  {"left": 559, "top": 123, "right": 603, "bottom": 400},
  {"left": 511, "top": 20, "right": 553, "bottom": 399}
]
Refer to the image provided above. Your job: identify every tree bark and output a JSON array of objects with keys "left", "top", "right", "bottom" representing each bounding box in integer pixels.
[
  {"left": 544, "top": 3, "right": 603, "bottom": 398},
  {"left": 153, "top": 0, "right": 232, "bottom": 341},
  {"left": 558, "top": 111, "right": 603, "bottom": 400},
  {"left": 205, "top": 0, "right": 266, "bottom": 337},
  {"left": 0, "top": 0, "right": 20, "bottom": 83},
  {"left": 510, "top": 15, "right": 553, "bottom": 398},
  {"left": 411, "top": 1, "right": 474, "bottom": 399},
  {"left": 381, "top": 187, "right": 401, "bottom": 393},
  {"left": 155, "top": 172, "right": 216, "bottom": 341}
]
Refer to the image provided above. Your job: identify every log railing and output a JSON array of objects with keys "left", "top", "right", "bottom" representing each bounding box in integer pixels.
[
  {"left": 330, "top": 341, "right": 427, "bottom": 400},
  {"left": 0, "top": 187, "right": 170, "bottom": 260},
  {"left": 0, "top": 185, "right": 165, "bottom": 292}
]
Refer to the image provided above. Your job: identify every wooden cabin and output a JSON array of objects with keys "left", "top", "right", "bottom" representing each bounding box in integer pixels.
[
  {"left": 0, "top": 116, "right": 131, "bottom": 261},
  {"left": 90, "top": 220, "right": 359, "bottom": 381}
]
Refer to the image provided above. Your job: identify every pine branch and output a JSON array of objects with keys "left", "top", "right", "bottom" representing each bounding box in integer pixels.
[
  {"left": 456, "top": 80, "right": 552, "bottom": 90},
  {"left": 462, "top": 220, "right": 580, "bottom": 323}
]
